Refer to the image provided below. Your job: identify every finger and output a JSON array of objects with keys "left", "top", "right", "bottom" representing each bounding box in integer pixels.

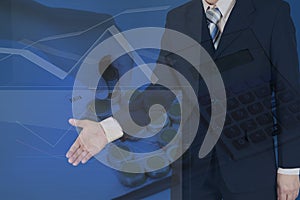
[
  {"left": 82, "top": 153, "right": 93, "bottom": 164},
  {"left": 288, "top": 190, "right": 299, "bottom": 200},
  {"left": 292, "top": 194, "right": 297, "bottom": 200},
  {"left": 287, "top": 193, "right": 294, "bottom": 200},
  {"left": 68, "top": 147, "right": 83, "bottom": 165},
  {"left": 295, "top": 191, "right": 300, "bottom": 199},
  {"left": 73, "top": 151, "right": 88, "bottom": 166},
  {"left": 292, "top": 191, "right": 298, "bottom": 200},
  {"left": 66, "top": 138, "right": 81, "bottom": 158},
  {"left": 68, "top": 118, "right": 87, "bottom": 128},
  {"left": 277, "top": 191, "right": 286, "bottom": 200}
]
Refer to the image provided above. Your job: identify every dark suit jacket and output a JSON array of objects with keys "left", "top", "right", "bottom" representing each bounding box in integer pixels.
[{"left": 158, "top": 0, "right": 300, "bottom": 196}]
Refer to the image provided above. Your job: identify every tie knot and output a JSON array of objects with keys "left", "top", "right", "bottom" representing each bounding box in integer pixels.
[{"left": 206, "top": 7, "right": 222, "bottom": 25}]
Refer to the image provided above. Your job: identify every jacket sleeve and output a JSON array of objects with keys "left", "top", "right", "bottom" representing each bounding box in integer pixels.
[{"left": 270, "top": 1, "right": 300, "bottom": 168}]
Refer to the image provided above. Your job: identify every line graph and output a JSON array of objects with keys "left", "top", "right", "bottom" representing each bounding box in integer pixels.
[
  {"left": 0, "top": 6, "right": 170, "bottom": 80},
  {"left": 2, "top": 5, "right": 171, "bottom": 160},
  {"left": 16, "top": 139, "right": 66, "bottom": 159},
  {"left": 16, "top": 121, "right": 73, "bottom": 148},
  {"left": 0, "top": 47, "right": 68, "bottom": 79}
]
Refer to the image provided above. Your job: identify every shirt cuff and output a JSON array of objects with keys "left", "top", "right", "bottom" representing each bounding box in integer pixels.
[
  {"left": 99, "top": 117, "right": 124, "bottom": 143},
  {"left": 277, "top": 168, "right": 300, "bottom": 175}
]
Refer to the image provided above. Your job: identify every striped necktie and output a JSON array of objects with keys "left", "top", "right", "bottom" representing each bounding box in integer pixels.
[{"left": 206, "top": 7, "right": 222, "bottom": 49}]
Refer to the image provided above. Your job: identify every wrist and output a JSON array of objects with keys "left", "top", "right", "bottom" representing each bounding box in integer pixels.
[
  {"left": 278, "top": 168, "right": 300, "bottom": 175},
  {"left": 99, "top": 117, "right": 124, "bottom": 143}
]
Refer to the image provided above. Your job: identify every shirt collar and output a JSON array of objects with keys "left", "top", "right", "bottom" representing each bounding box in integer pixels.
[{"left": 202, "top": 0, "right": 236, "bottom": 20}]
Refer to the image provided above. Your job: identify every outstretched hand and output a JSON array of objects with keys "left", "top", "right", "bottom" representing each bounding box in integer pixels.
[
  {"left": 277, "top": 173, "right": 300, "bottom": 200},
  {"left": 66, "top": 119, "right": 108, "bottom": 166}
]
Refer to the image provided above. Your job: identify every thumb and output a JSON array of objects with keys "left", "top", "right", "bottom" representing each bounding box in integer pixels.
[{"left": 68, "top": 118, "right": 86, "bottom": 128}]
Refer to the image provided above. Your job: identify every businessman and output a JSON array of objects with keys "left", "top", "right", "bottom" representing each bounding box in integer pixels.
[{"left": 66, "top": 0, "right": 300, "bottom": 199}]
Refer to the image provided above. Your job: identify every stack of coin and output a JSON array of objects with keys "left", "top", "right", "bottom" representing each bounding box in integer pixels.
[
  {"left": 165, "top": 145, "right": 180, "bottom": 165},
  {"left": 144, "top": 154, "right": 170, "bottom": 179},
  {"left": 107, "top": 145, "right": 134, "bottom": 169},
  {"left": 117, "top": 161, "right": 147, "bottom": 188},
  {"left": 98, "top": 55, "right": 119, "bottom": 91},
  {"left": 168, "top": 100, "right": 181, "bottom": 127},
  {"left": 109, "top": 89, "right": 121, "bottom": 105},
  {"left": 157, "top": 127, "right": 177, "bottom": 147},
  {"left": 147, "top": 110, "right": 170, "bottom": 134},
  {"left": 88, "top": 99, "right": 111, "bottom": 120},
  {"left": 123, "top": 125, "right": 146, "bottom": 142}
]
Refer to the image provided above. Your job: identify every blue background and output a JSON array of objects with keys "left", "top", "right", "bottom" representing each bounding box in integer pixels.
[{"left": 0, "top": 0, "right": 299, "bottom": 199}]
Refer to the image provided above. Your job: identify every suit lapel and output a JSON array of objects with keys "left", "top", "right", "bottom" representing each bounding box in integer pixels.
[
  {"left": 214, "top": 0, "right": 255, "bottom": 58},
  {"left": 186, "top": 0, "right": 215, "bottom": 57}
]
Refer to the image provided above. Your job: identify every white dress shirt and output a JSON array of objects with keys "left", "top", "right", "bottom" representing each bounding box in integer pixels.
[
  {"left": 100, "top": 0, "right": 300, "bottom": 176},
  {"left": 202, "top": 0, "right": 236, "bottom": 33}
]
